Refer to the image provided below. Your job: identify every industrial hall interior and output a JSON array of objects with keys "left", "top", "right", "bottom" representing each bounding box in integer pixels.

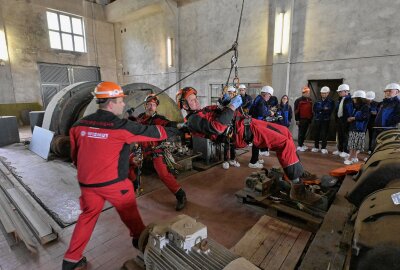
[{"left": 1, "top": 0, "right": 400, "bottom": 269}]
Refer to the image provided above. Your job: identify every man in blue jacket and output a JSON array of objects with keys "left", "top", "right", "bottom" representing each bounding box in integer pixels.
[
  {"left": 373, "top": 83, "right": 400, "bottom": 148},
  {"left": 238, "top": 84, "right": 253, "bottom": 114},
  {"left": 312, "top": 86, "right": 334, "bottom": 154},
  {"left": 248, "top": 85, "right": 275, "bottom": 167},
  {"left": 333, "top": 84, "right": 353, "bottom": 158}
]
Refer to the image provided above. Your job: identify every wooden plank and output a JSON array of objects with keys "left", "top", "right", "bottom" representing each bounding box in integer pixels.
[
  {"left": 258, "top": 225, "right": 294, "bottom": 270},
  {"left": 7, "top": 188, "right": 53, "bottom": 238},
  {"left": 0, "top": 185, "right": 36, "bottom": 252},
  {"left": 261, "top": 199, "right": 323, "bottom": 225},
  {"left": 0, "top": 161, "right": 58, "bottom": 244},
  {"left": 231, "top": 215, "right": 274, "bottom": 257},
  {"left": 236, "top": 189, "right": 323, "bottom": 232},
  {"left": 0, "top": 188, "right": 16, "bottom": 234},
  {"left": 235, "top": 189, "right": 270, "bottom": 202},
  {"left": 299, "top": 176, "right": 356, "bottom": 270},
  {"left": 233, "top": 215, "right": 311, "bottom": 270},
  {"left": 279, "top": 230, "right": 312, "bottom": 270},
  {"left": 240, "top": 217, "right": 283, "bottom": 260},
  {"left": 260, "top": 226, "right": 300, "bottom": 270},
  {"left": 250, "top": 219, "right": 291, "bottom": 266}
]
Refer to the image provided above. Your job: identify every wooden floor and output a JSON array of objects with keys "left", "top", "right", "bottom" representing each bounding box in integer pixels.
[
  {"left": 0, "top": 141, "right": 361, "bottom": 270},
  {"left": 232, "top": 215, "right": 311, "bottom": 270}
]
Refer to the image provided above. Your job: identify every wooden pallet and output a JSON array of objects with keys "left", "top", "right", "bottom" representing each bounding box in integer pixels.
[
  {"left": 231, "top": 215, "right": 312, "bottom": 270},
  {"left": 235, "top": 189, "right": 324, "bottom": 232},
  {"left": 298, "top": 176, "right": 356, "bottom": 270}
]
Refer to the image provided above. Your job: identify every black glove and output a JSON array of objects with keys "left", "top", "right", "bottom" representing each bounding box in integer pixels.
[
  {"left": 126, "top": 107, "right": 135, "bottom": 116},
  {"left": 177, "top": 122, "right": 190, "bottom": 134}
]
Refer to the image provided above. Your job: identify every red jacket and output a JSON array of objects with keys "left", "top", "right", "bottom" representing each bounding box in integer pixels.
[
  {"left": 294, "top": 96, "right": 313, "bottom": 120},
  {"left": 185, "top": 106, "right": 299, "bottom": 169},
  {"left": 70, "top": 109, "right": 177, "bottom": 187},
  {"left": 185, "top": 105, "right": 234, "bottom": 141}
]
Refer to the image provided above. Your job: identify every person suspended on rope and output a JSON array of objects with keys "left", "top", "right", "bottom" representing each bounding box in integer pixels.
[
  {"left": 127, "top": 94, "right": 187, "bottom": 211},
  {"left": 175, "top": 86, "right": 328, "bottom": 210}
]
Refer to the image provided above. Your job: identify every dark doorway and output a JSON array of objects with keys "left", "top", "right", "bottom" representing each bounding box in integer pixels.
[{"left": 306, "top": 79, "right": 343, "bottom": 142}]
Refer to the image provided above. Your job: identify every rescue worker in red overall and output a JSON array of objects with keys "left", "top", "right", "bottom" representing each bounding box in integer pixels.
[
  {"left": 62, "top": 82, "right": 179, "bottom": 270},
  {"left": 128, "top": 94, "right": 187, "bottom": 211},
  {"left": 176, "top": 87, "right": 327, "bottom": 210}
]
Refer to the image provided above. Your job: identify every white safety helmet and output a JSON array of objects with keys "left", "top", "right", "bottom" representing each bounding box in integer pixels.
[
  {"left": 238, "top": 84, "right": 246, "bottom": 89},
  {"left": 365, "top": 91, "right": 376, "bottom": 100},
  {"left": 337, "top": 84, "right": 350, "bottom": 92},
  {"left": 352, "top": 90, "right": 366, "bottom": 99},
  {"left": 227, "top": 86, "right": 237, "bottom": 93},
  {"left": 261, "top": 85, "right": 274, "bottom": 95},
  {"left": 320, "top": 86, "right": 330, "bottom": 93},
  {"left": 384, "top": 83, "right": 400, "bottom": 91}
]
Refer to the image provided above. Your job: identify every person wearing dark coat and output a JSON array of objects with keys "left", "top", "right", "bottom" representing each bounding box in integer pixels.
[{"left": 311, "top": 86, "right": 334, "bottom": 154}]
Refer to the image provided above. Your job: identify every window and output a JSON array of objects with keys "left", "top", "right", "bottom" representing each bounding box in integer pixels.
[{"left": 46, "top": 11, "right": 86, "bottom": 52}]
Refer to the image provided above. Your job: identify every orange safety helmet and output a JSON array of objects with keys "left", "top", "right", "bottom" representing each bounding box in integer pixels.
[
  {"left": 144, "top": 93, "right": 160, "bottom": 106},
  {"left": 176, "top": 87, "right": 197, "bottom": 109},
  {"left": 302, "top": 86, "right": 311, "bottom": 94},
  {"left": 93, "top": 81, "right": 126, "bottom": 99}
]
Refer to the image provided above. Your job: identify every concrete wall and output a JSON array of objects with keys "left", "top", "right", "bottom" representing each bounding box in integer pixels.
[
  {"left": 106, "top": 0, "right": 179, "bottom": 98},
  {"left": 273, "top": 0, "right": 400, "bottom": 103},
  {"left": 109, "top": 0, "right": 272, "bottom": 106},
  {"left": 2, "top": 0, "right": 399, "bottom": 114},
  {"left": 178, "top": 0, "right": 272, "bottom": 105},
  {"left": 0, "top": 0, "right": 117, "bottom": 106}
]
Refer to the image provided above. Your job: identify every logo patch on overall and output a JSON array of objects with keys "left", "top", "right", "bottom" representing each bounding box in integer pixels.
[{"left": 87, "top": 131, "right": 109, "bottom": 139}]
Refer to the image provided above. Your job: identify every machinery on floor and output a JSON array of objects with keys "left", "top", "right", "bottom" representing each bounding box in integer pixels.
[
  {"left": 236, "top": 167, "right": 340, "bottom": 231},
  {"left": 136, "top": 215, "right": 258, "bottom": 270}
]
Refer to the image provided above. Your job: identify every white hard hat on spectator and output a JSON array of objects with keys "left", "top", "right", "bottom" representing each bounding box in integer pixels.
[
  {"left": 352, "top": 90, "right": 366, "bottom": 99},
  {"left": 384, "top": 83, "right": 400, "bottom": 91},
  {"left": 238, "top": 84, "right": 246, "bottom": 89},
  {"left": 261, "top": 85, "right": 274, "bottom": 95},
  {"left": 227, "top": 86, "right": 237, "bottom": 93},
  {"left": 320, "top": 86, "right": 330, "bottom": 93},
  {"left": 337, "top": 84, "right": 350, "bottom": 92},
  {"left": 366, "top": 91, "right": 376, "bottom": 100}
]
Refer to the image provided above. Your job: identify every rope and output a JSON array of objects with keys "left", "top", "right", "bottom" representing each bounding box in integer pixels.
[
  {"left": 225, "top": 0, "right": 245, "bottom": 87},
  {"left": 133, "top": 0, "right": 246, "bottom": 110},
  {"left": 133, "top": 45, "right": 235, "bottom": 109}
]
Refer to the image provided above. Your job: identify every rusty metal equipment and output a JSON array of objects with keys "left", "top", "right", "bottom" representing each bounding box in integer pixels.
[
  {"left": 351, "top": 187, "right": 400, "bottom": 269},
  {"left": 347, "top": 130, "right": 400, "bottom": 207},
  {"left": 244, "top": 171, "right": 273, "bottom": 196}
]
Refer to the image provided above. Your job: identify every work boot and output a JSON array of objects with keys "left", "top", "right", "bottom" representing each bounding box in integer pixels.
[
  {"left": 175, "top": 188, "right": 187, "bottom": 211},
  {"left": 62, "top": 257, "right": 87, "bottom": 270},
  {"left": 290, "top": 183, "right": 328, "bottom": 211}
]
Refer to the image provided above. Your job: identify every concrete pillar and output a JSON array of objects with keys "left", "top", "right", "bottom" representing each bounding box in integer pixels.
[{"left": 0, "top": 116, "right": 20, "bottom": 146}]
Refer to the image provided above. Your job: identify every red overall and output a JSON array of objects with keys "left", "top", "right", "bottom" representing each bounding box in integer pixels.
[
  {"left": 129, "top": 113, "right": 181, "bottom": 194},
  {"left": 235, "top": 118, "right": 298, "bottom": 168},
  {"left": 186, "top": 106, "right": 303, "bottom": 179},
  {"left": 64, "top": 109, "right": 176, "bottom": 263}
]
